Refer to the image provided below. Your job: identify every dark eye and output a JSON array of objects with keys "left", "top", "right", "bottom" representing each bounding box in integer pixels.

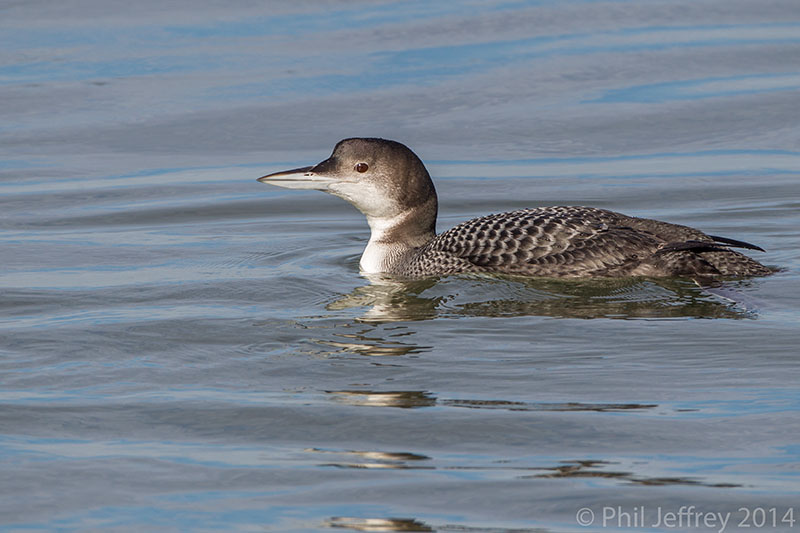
[{"left": 355, "top": 162, "right": 369, "bottom": 173}]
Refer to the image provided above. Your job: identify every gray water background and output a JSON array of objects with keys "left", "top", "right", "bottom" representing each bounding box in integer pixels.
[{"left": 2, "top": 1, "right": 800, "bottom": 531}]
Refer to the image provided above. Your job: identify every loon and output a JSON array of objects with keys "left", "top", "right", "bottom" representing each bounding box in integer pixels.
[{"left": 258, "top": 138, "right": 771, "bottom": 279}]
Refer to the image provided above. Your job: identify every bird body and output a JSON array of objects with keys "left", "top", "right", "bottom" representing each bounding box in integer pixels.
[{"left": 396, "top": 205, "right": 769, "bottom": 278}]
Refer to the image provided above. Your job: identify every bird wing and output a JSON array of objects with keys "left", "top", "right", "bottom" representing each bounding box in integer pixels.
[{"left": 430, "top": 207, "right": 663, "bottom": 276}]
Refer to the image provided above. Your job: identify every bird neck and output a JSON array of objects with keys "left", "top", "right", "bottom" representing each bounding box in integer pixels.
[{"left": 359, "top": 198, "right": 437, "bottom": 274}]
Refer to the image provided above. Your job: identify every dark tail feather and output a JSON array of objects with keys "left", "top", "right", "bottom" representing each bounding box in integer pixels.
[
  {"left": 655, "top": 240, "right": 771, "bottom": 278},
  {"left": 656, "top": 240, "right": 731, "bottom": 254},
  {"left": 708, "top": 235, "right": 765, "bottom": 252},
  {"left": 657, "top": 240, "right": 772, "bottom": 278}
]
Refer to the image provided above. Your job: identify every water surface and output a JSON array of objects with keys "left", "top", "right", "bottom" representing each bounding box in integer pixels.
[{"left": 2, "top": 1, "right": 800, "bottom": 531}]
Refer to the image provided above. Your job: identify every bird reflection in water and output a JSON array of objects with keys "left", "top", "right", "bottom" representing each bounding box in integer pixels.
[
  {"left": 308, "top": 447, "right": 431, "bottom": 470},
  {"left": 326, "top": 276, "right": 440, "bottom": 322},
  {"left": 326, "top": 516, "right": 549, "bottom": 532},
  {"left": 528, "top": 459, "right": 741, "bottom": 488},
  {"left": 324, "top": 389, "right": 656, "bottom": 412},
  {"left": 309, "top": 274, "right": 761, "bottom": 359},
  {"left": 327, "top": 273, "right": 761, "bottom": 323},
  {"left": 319, "top": 332, "right": 430, "bottom": 357},
  {"left": 327, "top": 517, "right": 433, "bottom": 532},
  {"left": 325, "top": 390, "right": 437, "bottom": 408}
]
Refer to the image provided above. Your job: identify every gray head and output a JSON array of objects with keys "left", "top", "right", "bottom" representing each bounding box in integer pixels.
[{"left": 258, "top": 138, "right": 438, "bottom": 231}]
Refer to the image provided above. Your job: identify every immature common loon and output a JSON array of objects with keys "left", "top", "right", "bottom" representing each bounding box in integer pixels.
[{"left": 258, "top": 138, "right": 771, "bottom": 279}]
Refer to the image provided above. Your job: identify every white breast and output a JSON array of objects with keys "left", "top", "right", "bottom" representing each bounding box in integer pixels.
[{"left": 359, "top": 240, "right": 400, "bottom": 273}]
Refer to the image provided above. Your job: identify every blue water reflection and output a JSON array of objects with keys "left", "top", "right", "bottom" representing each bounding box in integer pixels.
[{"left": 2, "top": 0, "right": 800, "bottom": 531}]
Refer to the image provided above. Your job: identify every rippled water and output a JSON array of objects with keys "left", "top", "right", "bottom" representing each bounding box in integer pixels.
[{"left": 2, "top": 1, "right": 800, "bottom": 531}]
